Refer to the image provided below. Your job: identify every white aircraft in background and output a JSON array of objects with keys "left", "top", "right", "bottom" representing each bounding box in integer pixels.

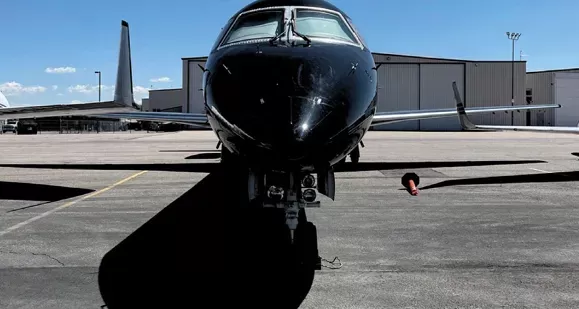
[
  {"left": 0, "top": 91, "right": 14, "bottom": 132},
  {"left": 0, "top": 91, "right": 9, "bottom": 109}
]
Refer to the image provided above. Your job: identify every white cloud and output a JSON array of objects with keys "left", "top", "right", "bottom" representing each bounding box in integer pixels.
[
  {"left": 133, "top": 86, "right": 150, "bottom": 104},
  {"left": 52, "top": 85, "right": 58, "bottom": 90},
  {"left": 0, "top": 81, "right": 47, "bottom": 96},
  {"left": 71, "top": 100, "right": 82, "bottom": 104},
  {"left": 57, "top": 93, "right": 64, "bottom": 96},
  {"left": 45, "top": 67, "right": 76, "bottom": 74},
  {"left": 150, "top": 77, "right": 172, "bottom": 83},
  {"left": 66, "top": 84, "right": 148, "bottom": 104},
  {"left": 133, "top": 86, "right": 149, "bottom": 95},
  {"left": 67, "top": 84, "right": 113, "bottom": 94}
]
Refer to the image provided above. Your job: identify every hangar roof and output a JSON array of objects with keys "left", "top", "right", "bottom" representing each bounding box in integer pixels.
[
  {"left": 527, "top": 68, "right": 579, "bottom": 74},
  {"left": 181, "top": 52, "right": 526, "bottom": 63}
]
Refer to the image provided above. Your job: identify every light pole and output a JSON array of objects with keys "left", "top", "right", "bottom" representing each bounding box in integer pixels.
[
  {"left": 506, "top": 32, "right": 521, "bottom": 125},
  {"left": 94, "top": 71, "right": 101, "bottom": 102},
  {"left": 94, "top": 71, "right": 102, "bottom": 133}
]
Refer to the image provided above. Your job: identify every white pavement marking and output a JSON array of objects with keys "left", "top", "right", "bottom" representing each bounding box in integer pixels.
[
  {"left": 528, "top": 168, "right": 552, "bottom": 173},
  {"left": 0, "top": 170, "right": 148, "bottom": 237}
]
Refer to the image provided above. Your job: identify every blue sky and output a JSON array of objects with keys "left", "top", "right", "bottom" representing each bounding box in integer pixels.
[{"left": 1, "top": 0, "right": 578, "bottom": 107}]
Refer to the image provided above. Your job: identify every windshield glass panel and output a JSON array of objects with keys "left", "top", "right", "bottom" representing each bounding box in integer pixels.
[
  {"left": 212, "top": 17, "right": 236, "bottom": 50},
  {"left": 345, "top": 17, "right": 367, "bottom": 47},
  {"left": 294, "top": 9, "right": 358, "bottom": 44},
  {"left": 222, "top": 10, "right": 285, "bottom": 45}
]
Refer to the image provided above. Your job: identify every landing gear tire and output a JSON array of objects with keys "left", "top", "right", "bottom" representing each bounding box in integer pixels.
[
  {"left": 220, "top": 146, "right": 252, "bottom": 206},
  {"left": 350, "top": 145, "right": 360, "bottom": 164},
  {"left": 235, "top": 207, "right": 317, "bottom": 309}
]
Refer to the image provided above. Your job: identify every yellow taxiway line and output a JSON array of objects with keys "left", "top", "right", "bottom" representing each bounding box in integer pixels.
[{"left": 0, "top": 170, "right": 148, "bottom": 237}]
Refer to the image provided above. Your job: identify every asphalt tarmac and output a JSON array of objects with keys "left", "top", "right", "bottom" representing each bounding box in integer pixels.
[{"left": 0, "top": 130, "right": 578, "bottom": 308}]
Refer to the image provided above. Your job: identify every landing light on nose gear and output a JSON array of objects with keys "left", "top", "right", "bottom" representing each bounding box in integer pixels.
[
  {"left": 282, "top": 173, "right": 321, "bottom": 243},
  {"left": 302, "top": 189, "right": 316, "bottom": 202},
  {"left": 259, "top": 171, "right": 321, "bottom": 240},
  {"left": 302, "top": 174, "right": 316, "bottom": 188}
]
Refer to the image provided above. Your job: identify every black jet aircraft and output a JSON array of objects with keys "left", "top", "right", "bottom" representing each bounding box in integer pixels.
[
  {"left": 0, "top": 0, "right": 560, "bottom": 251},
  {"left": 0, "top": 0, "right": 561, "bottom": 303}
]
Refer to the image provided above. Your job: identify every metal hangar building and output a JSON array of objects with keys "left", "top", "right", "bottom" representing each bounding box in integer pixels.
[
  {"left": 146, "top": 52, "right": 545, "bottom": 131},
  {"left": 525, "top": 68, "right": 579, "bottom": 127}
]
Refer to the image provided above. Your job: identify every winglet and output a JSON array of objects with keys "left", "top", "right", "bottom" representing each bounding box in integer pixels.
[
  {"left": 452, "top": 81, "right": 477, "bottom": 130},
  {"left": 113, "top": 20, "right": 138, "bottom": 109}
]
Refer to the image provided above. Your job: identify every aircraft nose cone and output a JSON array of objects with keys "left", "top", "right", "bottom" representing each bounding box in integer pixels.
[
  {"left": 289, "top": 95, "right": 336, "bottom": 142},
  {"left": 210, "top": 54, "right": 343, "bottom": 143},
  {"left": 206, "top": 46, "right": 363, "bottom": 163}
]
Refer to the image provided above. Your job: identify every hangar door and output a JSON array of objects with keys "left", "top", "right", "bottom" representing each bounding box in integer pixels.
[
  {"left": 419, "top": 64, "right": 464, "bottom": 131},
  {"left": 554, "top": 72, "right": 579, "bottom": 127},
  {"left": 373, "top": 63, "right": 464, "bottom": 131},
  {"left": 374, "top": 64, "right": 420, "bottom": 131},
  {"left": 187, "top": 60, "right": 207, "bottom": 114}
]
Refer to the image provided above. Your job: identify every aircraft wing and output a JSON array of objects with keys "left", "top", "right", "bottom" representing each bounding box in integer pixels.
[
  {"left": 0, "top": 20, "right": 210, "bottom": 129},
  {"left": 0, "top": 101, "right": 134, "bottom": 120},
  {"left": 451, "top": 82, "right": 579, "bottom": 134},
  {"left": 91, "top": 112, "right": 209, "bottom": 127},
  {"left": 0, "top": 104, "right": 210, "bottom": 127},
  {"left": 370, "top": 83, "right": 559, "bottom": 126}
]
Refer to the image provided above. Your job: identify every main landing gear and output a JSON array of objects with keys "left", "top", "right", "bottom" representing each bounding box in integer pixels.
[{"left": 337, "top": 143, "right": 363, "bottom": 165}]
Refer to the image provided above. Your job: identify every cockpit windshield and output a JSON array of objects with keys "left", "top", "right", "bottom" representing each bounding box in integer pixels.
[
  {"left": 345, "top": 17, "right": 367, "bottom": 48},
  {"left": 294, "top": 9, "right": 358, "bottom": 44},
  {"left": 221, "top": 9, "right": 285, "bottom": 45}
]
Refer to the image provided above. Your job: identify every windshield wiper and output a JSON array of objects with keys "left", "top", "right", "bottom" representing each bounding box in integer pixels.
[
  {"left": 269, "top": 19, "right": 290, "bottom": 45},
  {"left": 268, "top": 29, "right": 287, "bottom": 45},
  {"left": 290, "top": 10, "right": 311, "bottom": 46}
]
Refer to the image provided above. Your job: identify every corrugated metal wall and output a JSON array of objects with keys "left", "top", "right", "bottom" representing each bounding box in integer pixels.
[
  {"left": 141, "top": 99, "right": 150, "bottom": 111},
  {"left": 465, "top": 62, "right": 527, "bottom": 126},
  {"left": 149, "top": 89, "right": 184, "bottom": 112},
  {"left": 419, "top": 64, "right": 464, "bottom": 131},
  {"left": 554, "top": 72, "right": 579, "bottom": 126},
  {"left": 179, "top": 55, "right": 536, "bottom": 131},
  {"left": 372, "top": 62, "right": 465, "bottom": 131},
  {"left": 526, "top": 69, "right": 579, "bottom": 126},
  {"left": 373, "top": 64, "right": 419, "bottom": 130},
  {"left": 185, "top": 60, "right": 207, "bottom": 114},
  {"left": 526, "top": 72, "right": 554, "bottom": 126}
]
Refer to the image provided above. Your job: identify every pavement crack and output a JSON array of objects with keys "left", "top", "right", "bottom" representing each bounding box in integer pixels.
[{"left": 0, "top": 250, "right": 65, "bottom": 266}]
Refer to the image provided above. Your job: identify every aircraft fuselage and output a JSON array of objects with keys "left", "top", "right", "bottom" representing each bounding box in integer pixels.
[{"left": 203, "top": 1, "right": 377, "bottom": 171}]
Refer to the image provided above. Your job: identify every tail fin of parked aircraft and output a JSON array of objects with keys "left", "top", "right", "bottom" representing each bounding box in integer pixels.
[
  {"left": 0, "top": 21, "right": 210, "bottom": 127},
  {"left": 114, "top": 20, "right": 137, "bottom": 110}
]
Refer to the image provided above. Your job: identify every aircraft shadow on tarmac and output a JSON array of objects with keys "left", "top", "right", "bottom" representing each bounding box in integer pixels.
[
  {"left": 420, "top": 170, "right": 579, "bottom": 190},
  {"left": 417, "top": 153, "right": 579, "bottom": 190},
  {"left": 159, "top": 149, "right": 221, "bottom": 153},
  {"left": 184, "top": 152, "right": 222, "bottom": 160},
  {"left": 97, "top": 165, "right": 315, "bottom": 309},
  {"left": 0, "top": 159, "right": 546, "bottom": 174},
  {"left": 0, "top": 181, "right": 94, "bottom": 213},
  {"left": 0, "top": 159, "right": 550, "bottom": 308}
]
